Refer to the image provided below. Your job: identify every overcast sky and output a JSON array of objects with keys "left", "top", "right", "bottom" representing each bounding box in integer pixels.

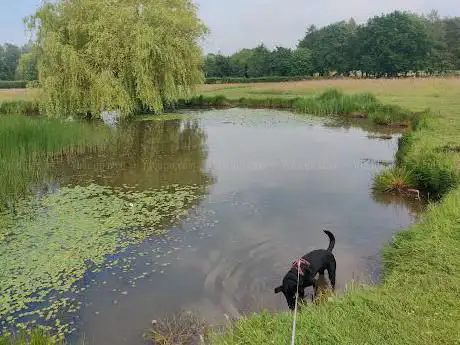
[{"left": 1, "top": 0, "right": 459, "bottom": 55}]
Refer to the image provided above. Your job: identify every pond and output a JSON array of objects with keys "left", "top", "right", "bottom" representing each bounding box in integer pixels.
[{"left": 0, "top": 108, "right": 422, "bottom": 344}]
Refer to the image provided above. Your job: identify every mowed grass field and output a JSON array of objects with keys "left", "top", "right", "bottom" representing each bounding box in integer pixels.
[
  {"left": 0, "top": 88, "right": 38, "bottom": 102},
  {"left": 199, "top": 77, "right": 460, "bottom": 111}
]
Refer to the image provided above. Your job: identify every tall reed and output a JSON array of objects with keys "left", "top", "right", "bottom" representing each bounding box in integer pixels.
[
  {"left": 0, "top": 100, "right": 40, "bottom": 115},
  {"left": 0, "top": 328, "right": 64, "bottom": 345},
  {"left": 0, "top": 115, "right": 110, "bottom": 209}
]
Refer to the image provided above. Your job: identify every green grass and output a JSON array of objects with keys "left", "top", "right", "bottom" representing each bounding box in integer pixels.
[{"left": 0, "top": 115, "right": 109, "bottom": 209}]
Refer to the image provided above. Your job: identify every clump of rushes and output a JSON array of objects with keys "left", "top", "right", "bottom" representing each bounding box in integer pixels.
[
  {"left": 147, "top": 311, "right": 210, "bottom": 345},
  {"left": 368, "top": 106, "right": 411, "bottom": 127},
  {"left": 373, "top": 167, "right": 417, "bottom": 194},
  {"left": 293, "top": 89, "right": 414, "bottom": 126}
]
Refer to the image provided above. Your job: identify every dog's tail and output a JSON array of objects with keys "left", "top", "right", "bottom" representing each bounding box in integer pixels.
[{"left": 323, "top": 230, "right": 335, "bottom": 252}]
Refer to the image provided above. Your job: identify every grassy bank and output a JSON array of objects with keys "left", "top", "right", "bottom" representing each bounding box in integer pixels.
[
  {"left": 1, "top": 87, "right": 421, "bottom": 127},
  {"left": 213, "top": 187, "right": 460, "bottom": 345},
  {"left": 209, "top": 78, "right": 460, "bottom": 345},
  {"left": 177, "top": 89, "right": 421, "bottom": 127}
]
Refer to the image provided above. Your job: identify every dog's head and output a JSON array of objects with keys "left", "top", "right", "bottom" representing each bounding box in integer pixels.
[
  {"left": 275, "top": 260, "right": 311, "bottom": 310},
  {"left": 274, "top": 278, "right": 301, "bottom": 310}
]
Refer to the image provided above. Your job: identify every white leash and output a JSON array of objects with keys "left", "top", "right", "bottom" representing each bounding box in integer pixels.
[{"left": 290, "top": 260, "right": 301, "bottom": 345}]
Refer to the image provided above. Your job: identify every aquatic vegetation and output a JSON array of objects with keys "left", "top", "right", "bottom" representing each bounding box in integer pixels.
[
  {"left": 0, "top": 183, "right": 206, "bottom": 340},
  {"left": 0, "top": 115, "right": 110, "bottom": 209}
]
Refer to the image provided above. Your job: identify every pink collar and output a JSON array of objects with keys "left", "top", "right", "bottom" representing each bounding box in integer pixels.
[{"left": 292, "top": 258, "right": 310, "bottom": 276}]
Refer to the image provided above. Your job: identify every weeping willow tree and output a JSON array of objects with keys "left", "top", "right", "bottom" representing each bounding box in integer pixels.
[{"left": 26, "top": 0, "right": 208, "bottom": 118}]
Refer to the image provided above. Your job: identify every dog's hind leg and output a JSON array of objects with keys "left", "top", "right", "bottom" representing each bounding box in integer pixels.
[{"left": 326, "top": 257, "right": 337, "bottom": 291}]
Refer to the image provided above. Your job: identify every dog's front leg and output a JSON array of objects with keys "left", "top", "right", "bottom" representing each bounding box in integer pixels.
[
  {"left": 298, "top": 287, "right": 305, "bottom": 300},
  {"left": 312, "top": 278, "right": 319, "bottom": 301}
]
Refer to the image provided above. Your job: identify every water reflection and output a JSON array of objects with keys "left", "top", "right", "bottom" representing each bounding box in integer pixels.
[
  {"left": 51, "top": 119, "right": 215, "bottom": 189},
  {"left": 325, "top": 118, "right": 409, "bottom": 136},
  {"left": 371, "top": 191, "right": 426, "bottom": 218}
]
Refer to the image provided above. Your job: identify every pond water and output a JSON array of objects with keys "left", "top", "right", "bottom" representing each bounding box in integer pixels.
[{"left": 1, "top": 108, "right": 422, "bottom": 344}]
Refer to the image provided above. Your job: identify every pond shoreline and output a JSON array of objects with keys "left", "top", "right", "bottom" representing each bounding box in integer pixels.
[
  {"left": 1, "top": 91, "right": 457, "bottom": 345},
  {"left": 211, "top": 99, "right": 460, "bottom": 345},
  {"left": 1, "top": 89, "right": 423, "bottom": 129}
]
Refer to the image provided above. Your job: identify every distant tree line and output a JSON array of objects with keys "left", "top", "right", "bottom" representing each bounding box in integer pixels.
[
  {"left": 1, "top": 9, "right": 459, "bottom": 86},
  {"left": 0, "top": 43, "right": 38, "bottom": 82},
  {"left": 204, "top": 10, "right": 460, "bottom": 79}
]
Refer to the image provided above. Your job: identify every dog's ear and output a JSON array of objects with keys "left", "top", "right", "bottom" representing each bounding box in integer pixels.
[{"left": 274, "top": 286, "right": 283, "bottom": 294}]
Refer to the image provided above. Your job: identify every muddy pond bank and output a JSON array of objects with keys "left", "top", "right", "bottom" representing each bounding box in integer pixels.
[{"left": 0, "top": 109, "right": 423, "bottom": 344}]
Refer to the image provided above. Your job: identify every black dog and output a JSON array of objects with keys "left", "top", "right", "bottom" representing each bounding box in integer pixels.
[{"left": 274, "top": 230, "right": 336, "bottom": 310}]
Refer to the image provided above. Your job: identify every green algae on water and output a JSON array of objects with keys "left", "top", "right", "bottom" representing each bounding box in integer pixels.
[{"left": 0, "top": 182, "right": 205, "bottom": 339}]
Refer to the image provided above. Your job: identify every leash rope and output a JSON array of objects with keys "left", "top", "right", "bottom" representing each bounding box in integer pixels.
[{"left": 290, "top": 260, "right": 301, "bottom": 345}]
